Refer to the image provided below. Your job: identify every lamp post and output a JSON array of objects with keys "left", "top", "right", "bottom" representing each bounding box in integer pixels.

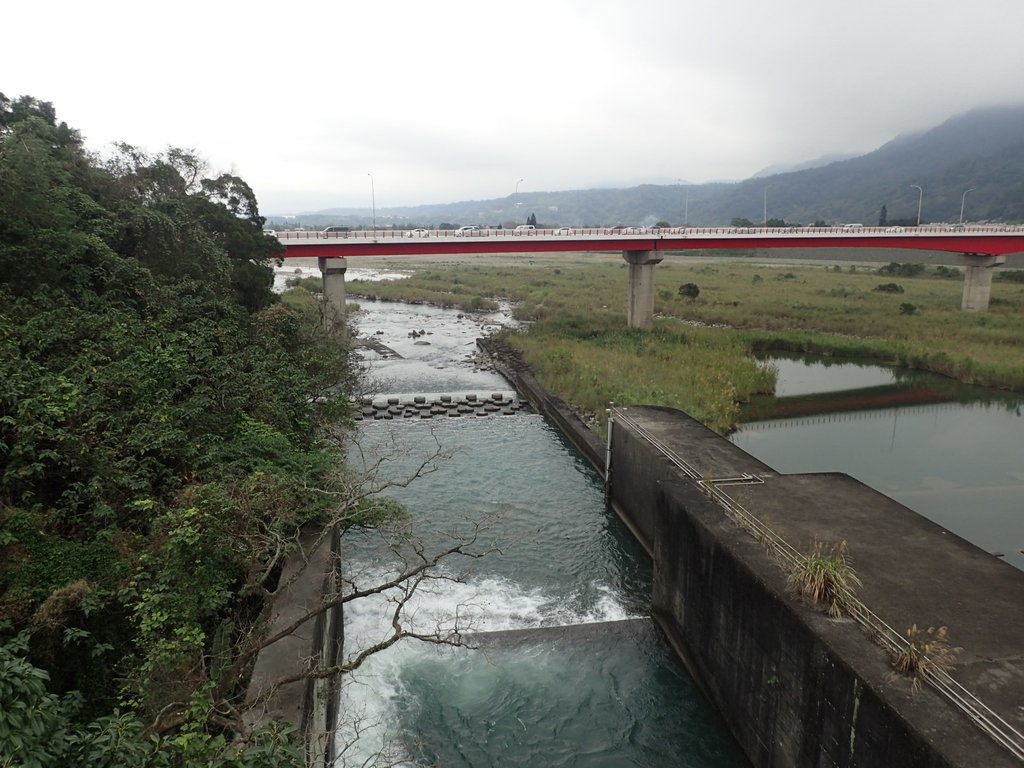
[
  {"left": 367, "top": 173, "right": 376, "bottom": 233},
  {"left": 910, "top": 184, "right": 923, "bottom": 226},
  {"left": 678, "top": 179, "right": 689, "bottom": 227},
  {"left": 763, "top": 188, "right": 768, "bottom": 227},
  {"left": 959, "top": 187, "right": 975, "bottom": 225}
]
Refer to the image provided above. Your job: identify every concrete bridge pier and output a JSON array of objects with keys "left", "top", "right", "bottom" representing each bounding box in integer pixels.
[
  {"left": 318, "top": 257, "right": 348, "bottom": 335},
  {"left": 958, "top": 253, "right": 1005, "bottom": 312},
  {"left": 623, "top": 250, "right": 664, "bottom": 329}
]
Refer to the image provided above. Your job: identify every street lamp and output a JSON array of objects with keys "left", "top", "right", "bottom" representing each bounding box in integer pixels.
[
  {"left": 910, "top": 184, "right": 923, "bottom": 226},
  {"left": 514, "top": 178, "right": 523, "bottom": 209},
  {"left": 368, "top": 173, "right": 376, "bottom": 233},
  {"left": 959, "top": 187, "right": 976, "bottom": 225},
  {"left": 763, "top": 188, "right": 768, "bottom": 227},
  {"left": 678, "top": 179, "right": 689, "bottom": 227}
]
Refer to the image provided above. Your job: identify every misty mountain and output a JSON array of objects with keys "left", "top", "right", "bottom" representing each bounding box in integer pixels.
[
  {"left": 268, "top": 105, "right": 1024, "bottom": 229},
  {"left": 750, "top": 152, "right": 859, "bottom": 179}
]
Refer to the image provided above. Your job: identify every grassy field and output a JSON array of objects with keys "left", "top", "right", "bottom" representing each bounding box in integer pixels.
[{"left": 345, "top": 253, "right": 1024, "bottom": 433}]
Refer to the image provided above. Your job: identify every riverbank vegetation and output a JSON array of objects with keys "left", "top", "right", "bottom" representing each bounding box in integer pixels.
[
  {"left": 0, "top": 95, "right": 362, "bottom": 765},
  {"left": 348, "top": 254, "right": 1024, "bottom": 432}
]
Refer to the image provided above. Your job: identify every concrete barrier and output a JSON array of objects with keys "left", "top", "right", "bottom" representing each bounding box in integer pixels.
[
  {"left": 607, "top": 405, "right": 1024, "bottom": 768},
  {"left": 244, "top": 526, "right": 343, "bottom": 767}
]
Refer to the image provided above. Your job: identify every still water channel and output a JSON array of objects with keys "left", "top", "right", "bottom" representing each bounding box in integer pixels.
[
  {"left": 293, "top": 264, "right": 1024, "bottom": 766},
  {"left": 731, "top": 357, "right": 1024, "bottom": 572}
]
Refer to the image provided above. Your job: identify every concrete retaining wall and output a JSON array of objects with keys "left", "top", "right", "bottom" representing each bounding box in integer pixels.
[
  {"left": 244, "top": 525, "right": 343, "bottom": 766},
  {"left": 607, "top": 406, "right": 1022, "bottom": 768}
]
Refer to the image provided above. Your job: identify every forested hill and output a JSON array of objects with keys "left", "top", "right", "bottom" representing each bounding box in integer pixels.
[{"left": 282, "top": 105, "right": 1024, "bottom": 228}]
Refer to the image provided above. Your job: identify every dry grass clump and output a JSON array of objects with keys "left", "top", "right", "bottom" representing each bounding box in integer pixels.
[
  {"left": 787, "top": 540, "right": 862, "bottom": 618},
  {"left": 891, "top": 624, "right": 962, "bottom": 691}
]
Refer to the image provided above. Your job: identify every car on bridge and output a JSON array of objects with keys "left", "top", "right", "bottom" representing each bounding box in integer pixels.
[
  {"left": 322, "top": 226, "right": 350, "bottom": 237},
  {"left": 556, "top": 227, "right": 574, "bottom": 235},
  {"left": 514, "top": 224, "right": 536, "bottom": 234},
  {"left": 454, "top": 225, "right": 480, "bottom": 236},
  {"left": 405, "top": 228, "right": 430, "bottom": 237}
]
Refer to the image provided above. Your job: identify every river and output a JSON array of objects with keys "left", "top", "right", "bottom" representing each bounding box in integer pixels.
[
  {"left": 331, "top": 288, "right": 746, "bottom": 767},
  {"left": 290, "top": 263, "right": 1024, "bottom": 765}
]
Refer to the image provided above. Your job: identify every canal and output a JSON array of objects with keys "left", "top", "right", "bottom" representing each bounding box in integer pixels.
[{"left": 332, "top": 288, "right": 747, "bottom": 767}]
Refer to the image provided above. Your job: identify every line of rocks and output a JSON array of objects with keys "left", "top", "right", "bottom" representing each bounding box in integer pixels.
[{"left": 353, "top": 391, "right": 523, "bottom": 420}]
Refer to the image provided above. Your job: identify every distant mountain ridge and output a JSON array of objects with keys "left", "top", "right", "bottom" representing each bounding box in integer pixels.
[{"left": 268, "top": 105, "right": 1024, "bottom": 228}]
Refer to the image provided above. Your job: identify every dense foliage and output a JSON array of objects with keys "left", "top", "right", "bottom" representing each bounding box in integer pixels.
[{"left": 0, "top": 94, "right": 355, "bottom": 765}]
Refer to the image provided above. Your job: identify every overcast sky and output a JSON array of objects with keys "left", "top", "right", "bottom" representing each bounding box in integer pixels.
[{"left": 6, "top": 0, "right": 1024, "bottom": 214}]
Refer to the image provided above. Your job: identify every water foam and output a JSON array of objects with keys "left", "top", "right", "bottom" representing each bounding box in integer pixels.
[{"left": 336, "top": 559, "right": 634, "bottom": 765}]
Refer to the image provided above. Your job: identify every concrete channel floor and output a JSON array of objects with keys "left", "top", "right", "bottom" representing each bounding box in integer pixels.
[{"left": 619, "top": 406, "right": 1024, "bottom": 766}]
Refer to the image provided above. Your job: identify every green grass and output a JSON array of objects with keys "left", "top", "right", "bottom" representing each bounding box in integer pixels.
[{"left": 345, "top": 257, "right": 1024, "bottom": 433}]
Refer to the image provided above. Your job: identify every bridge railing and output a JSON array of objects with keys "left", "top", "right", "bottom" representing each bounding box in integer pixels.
[{"left": 274, "top": 224, "right": 1024, "bottom": 241}]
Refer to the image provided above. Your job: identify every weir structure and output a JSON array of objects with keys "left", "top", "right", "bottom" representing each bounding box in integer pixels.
[
  {"left": 278, "top": 225, "right": 1024, "bottom": 328},
  {"left": 246, "top": 335, "right": 1024, "bottom": 766},
  {"left": 477, "top": 342, "right": 1024, "bottom": 767},
  {"left": 604, "top": 406, "right": 1024, "bottom": 768}
]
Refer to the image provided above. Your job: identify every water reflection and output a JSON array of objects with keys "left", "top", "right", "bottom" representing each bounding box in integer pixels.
[{"left": 732, "top": 356, "right": 1024, "bottom": 570}]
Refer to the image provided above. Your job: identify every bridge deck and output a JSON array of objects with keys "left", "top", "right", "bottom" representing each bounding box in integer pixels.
[{"left": 276, "top": 225, "right": 1024, "bottom": 258}]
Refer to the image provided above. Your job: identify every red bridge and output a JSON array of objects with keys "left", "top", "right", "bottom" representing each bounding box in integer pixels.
[{"left": 279, "top": 225, "right": 1024, "bottom": 327}]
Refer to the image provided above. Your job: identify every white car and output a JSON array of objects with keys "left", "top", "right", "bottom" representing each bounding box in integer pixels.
[
  {"left": 405, "top": 228, "right": 430, "bottom": 237},
  {"left": 556, "top": 227, "right": 574, "bottom": 235},
  {"left": 514, "top": 224, "right": 536, "bottom": 234},
  {"left": 454, "top": 226, "right": 479, "bottom": 236}
]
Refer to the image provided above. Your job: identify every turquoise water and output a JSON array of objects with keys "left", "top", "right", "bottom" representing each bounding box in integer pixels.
[{"left": 336, "top": 300, "right": 747, "bottom": 767}]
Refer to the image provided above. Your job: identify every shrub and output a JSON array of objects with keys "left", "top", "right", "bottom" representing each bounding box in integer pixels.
[
  {"left": 678, "top": 283, "right": 700, "bottom": 301},
  {"left": 995, "top": 269, "right": 1024, "bottom": 283},
  {"left": 878, "top": 262, "right": 925, "bottom": 278},
  {"left": 899, "top": 303, "right": 919, "bottom": 315},
  {"left": 284, "top": 275, "right": 323, "bottom": 293},
  {"left": 874, "top": 283, "right": 904, "bottom": 293}
]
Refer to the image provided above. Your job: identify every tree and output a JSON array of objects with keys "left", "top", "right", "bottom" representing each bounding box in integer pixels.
[
  {"left": 0, "top": 95, "right": 382, "bottom": 764},
  {"left": 730, "top": 217, "right": 755, "bottom": 227},
  {"left": 527, "top": 212, "right": 537, "bottom": 226},
  {"left": 879, "top": 204, "right": 888, "bottom": 226}
]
